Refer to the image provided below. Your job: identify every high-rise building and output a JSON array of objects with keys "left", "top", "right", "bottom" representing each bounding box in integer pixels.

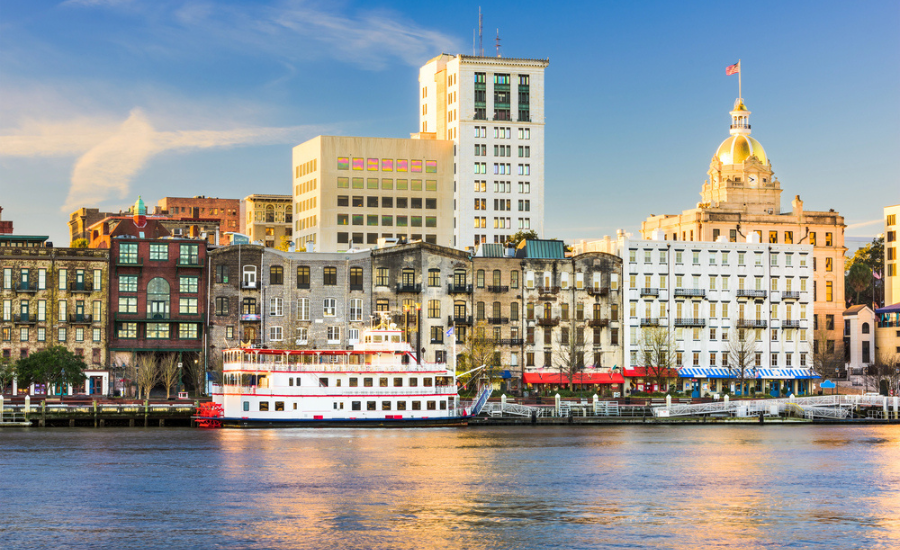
[
  {"left": 418, "top": 54, "right": 549, "bottom": 249},
  {"left": 640, "top": 97, "right": 846, "bottom": 349},
  {"left": 291, "top": 135, "right": 454, "bottom": 252},
  {"left": 884, "top": 204, "right": 899, "bottom": 306}
]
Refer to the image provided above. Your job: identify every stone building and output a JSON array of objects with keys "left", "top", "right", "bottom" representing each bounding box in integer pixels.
[
  {"left": 207, "top": 245, "right": 373, "bottom": 369},
  {"left": 637, "top": 97, "right": 846, "bottom": 351},
  {"left": 516, "top": 240, "right": 624, "bottom": 392},
  {"left": 240, "top": 194, "right": 293, "bottom": 249},
  {"left": 156, "top": 196, "right": 240, "bottom": 245},
  {"left": 105, "top": 199, "right": 208, "bottom": 390},
  {"left": 371, "top": 242, "right": 471, "bottom": 366},
  {"left": 1, "top": 237, "right": 110, "bottom": 395}
]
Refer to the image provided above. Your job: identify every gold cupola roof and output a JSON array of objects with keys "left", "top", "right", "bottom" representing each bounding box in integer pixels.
[{"left": 715, "top": 134, "right": 767, "bottom": 165}]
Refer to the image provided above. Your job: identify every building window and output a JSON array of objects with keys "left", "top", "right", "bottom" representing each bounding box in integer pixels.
[
  {"left": 327, "top": 327, "right": 340, "bottom": 344},
  {"left": 323, "top": 298, "right": 336, "bottom": 316},
  {"left": 215, "top": 265, "right": 229, "bottom": 284},
  {"left": 179, "top": 244, "right": 199, "bottom": 265},
  {"left": 297, "top": 266, "right": 310, "bottom": 288},
  {"left": 323, "top": 267, "right": 337, "bottom": 286},
  {"left": 270, "top": 266, "right": 284, "bottom": 285},
  {"left": 179, "top": 297, "right": 198, "bottom": 314},
  {"left": 349, "top": 267, "right": 364, "bottom": 289},
  {"left": 269, "top": 297, "right": 283, "bottom": 317},
  {"left": 269, "top": 326, "right": 283, "bottom": 341},
  {"left": 147, "top": 323, "right": 170, "bottom": 339},
  {"left": 179, "top": 324, "right": 199, "bottom": 339},
  {"left": 349, "top": 299, "right": 362, "bottom": 322},
  {"left": 149, "top": 243, "right": 168, "bottom": 261},
  {"left": 215, "top": 297, "right": 229, "bottom": 316}
]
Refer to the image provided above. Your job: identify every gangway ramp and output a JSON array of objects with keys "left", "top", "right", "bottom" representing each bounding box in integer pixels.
[{"left": 652, "top": 394, "right": 891, "bottom": 420}]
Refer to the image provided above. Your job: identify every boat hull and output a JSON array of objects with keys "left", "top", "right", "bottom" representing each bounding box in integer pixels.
[{"left": 201, "top": 415, "right": 470, "bottom": 428}]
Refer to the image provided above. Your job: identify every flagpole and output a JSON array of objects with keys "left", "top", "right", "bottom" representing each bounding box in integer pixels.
[{"left": 738, "top": 59, "right": 742, "bottom": 100}]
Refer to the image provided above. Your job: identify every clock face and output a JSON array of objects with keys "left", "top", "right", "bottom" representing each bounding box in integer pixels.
[{"left": 748, "top": 175, "right": 758, "bottom": 185}]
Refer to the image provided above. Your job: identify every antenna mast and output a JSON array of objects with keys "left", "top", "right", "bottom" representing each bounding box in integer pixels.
[
  {"left": 495, "top": 29, "right": 501, "bottom": 57},
  {"left": 479, "top": 7, "right": 483, "bottom": 56}
]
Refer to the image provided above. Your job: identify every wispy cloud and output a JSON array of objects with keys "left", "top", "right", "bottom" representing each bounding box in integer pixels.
[
  {"left": 846, "top": 219, "right": 883, "bottom": 230},
  {"left": 0, "top": 108, "right": 322, "bottom": 212}
]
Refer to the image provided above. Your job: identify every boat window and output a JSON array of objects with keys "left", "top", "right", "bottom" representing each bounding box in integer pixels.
[
  {"left": 391, "top": 335, "right": 401, "bottom": 343},
  {"left": 423, "top": 377, "right": 433, "bottom": 387},
  {"left": 275, "top": 401, "right": 285, "bottom": 411},
  {"left": 374, "top": 335, "right": 383, "bottom": 342},
  {"left": 335, "top": 379, "right": 342, "bottom": 387},
  {"left": 412, "top": 401, "right": 421, "bottom": 411},
  {"left": 409, "top": 378, "right": 418, "bottom": 387},
  {"left": 397, "top": 401, "right": 407, "bottom": 411},
  {"left": 440, "top": 401, "right": 447, "bottom": 410},
  {"left": 379, "top": 377, "right": 388, "bottom": 387},
  {"left": 349, "top": 377, "right": 358, "bottom": 387},
  {"left": 243, "top": 401, "right": 249, "bottom": 411},
  {"left": 293, "top": 403, "right": 298, "bottom": 410},
  {"left": 259, "top": 402, "right": 269, "bottom": 411},
  {"left": 352, "top": 401, "right": 361, "bottom": 411},
  {"left": 427, "top": 401, "right": 436, "bottom": 410},
  {"left": 349, "top": 355, "right": 361, "bottom": 365},
  {"left": 393, "top": 377, "right": 403, "bottom": 387},
  {"left": 319, "top": 377, "right": 329, "bottom": 387},
  {"left": 382, "top": 401, "right": 391, "bottom": 411},
  {"left": 364, "top": 378, "right": 373, "bottom": 387},
  {"left": 367, "top": 401, "right": 376, "bottom": 411},
  {"left": 258, "top": 376, "right": 269, "bottom": 388},
  {"left": 288, "top": 378, "right": 293, "bottom": 386}
]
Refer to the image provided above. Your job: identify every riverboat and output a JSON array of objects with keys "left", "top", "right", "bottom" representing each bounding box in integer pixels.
[{"left": 201, "top": 322, "right": 490, "bottom": 428}]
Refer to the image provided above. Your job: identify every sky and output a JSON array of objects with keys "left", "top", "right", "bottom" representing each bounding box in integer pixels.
[{"left": 1, "top": 0, "right": 898, "bottom": 247}]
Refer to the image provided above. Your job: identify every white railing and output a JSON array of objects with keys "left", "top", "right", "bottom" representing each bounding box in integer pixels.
[
  {"left": 221, "top": 385, "right": 456, "bottom": 396},
  {"left": 653, "top": 394, "right": 892, "bottom": 419},
  {"left": 223, "top": 362, "right": 449, "bottom": 374}
]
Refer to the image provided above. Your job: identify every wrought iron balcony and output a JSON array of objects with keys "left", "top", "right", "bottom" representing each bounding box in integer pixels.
[
  {"left": 674, "top": 318, "right": 706, "bottom": 327},
  {"left": 537, "top": 316, "right": 559, "bottom": 327},
  {"left": 448, "top": 283, "right": 473, "bottom": 294},
  {"left": 15, "top": 282, "right": 38, "bottom": 293},
  {"left": 13, "top": 314, "right": 37, "bottom": 324},
  {"left": 640, "top": 317, "right": 659, "bottom": 326},
  {"left": 587, "top": 287, "right": 609, "bottom": 297},
  {"left": 782, "top": 291, "right": 801, "bottom": 300},
  {"left": 487, "top": 317, "right": 509, "bottom": 325},
  {"left": 495, "top": 338, "right": 524, "bottom": 346},
  {"left": 737, "top": 319, "right": 767, "bottom": 329},
  {"left": 588, "top": 319, "right": 609, "bottom": 328},
  {"left": 640, "top": 288, "right": 659, "bottom": 297},
  {"left": 486, "top": 285, "right": 509, "bottom": 293},
  {"left": 68, "top": 282, "right": 94, "bottom": 293},
  {"left": 349, "top": 283, "right": 364, "bottom": 291},
  {"left": 68, "top": 314, "right": 94, "bottom": 324},
  {"left": 395, "top": 283, "right": 421, "bottom": 293},
  {"left": 736, "top": 289, "right": 767, "bottom": 298},
  {"left": 116, "top": 258, "right": 142, "bottom": 267},
  {"left": 240, "top": 281, "right": 258, "bottom": 290},
  {"left": 536, "top": 286, "right": 560, "bottom": 294},
  {"left": 448, "top": 315, "right": 473, "bottom": 326},
  {"left": 177, "top": 258, "right": 205, "bottom": 268},
  {"left": 782, "top": 320, "right": 802, "bottom": 328},
  {"left": 674, "top": 288, "right": 706, "bottom": 297}
]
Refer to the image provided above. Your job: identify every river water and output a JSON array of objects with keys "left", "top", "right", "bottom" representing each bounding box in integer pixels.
[{"left": 2, "top": 425, "right": 899, "bottom": 549}]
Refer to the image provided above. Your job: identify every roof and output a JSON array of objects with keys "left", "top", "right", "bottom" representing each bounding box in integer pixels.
[
  {"left": 876, "top": 303, "right": 900, "bottom": 315},
  {"left": 523, "top": 372, "right": 624, "bottom": 385},
  {"left": 477, "top": 243, "right": 507, "bottom": 258},
  {"left": 843, "top": 304, "right": 871, "bottom": 316},
  {"left": 0, "top": 235, "right": 48, "bottom": 243},
  {"left": 517, "top": 239, "right": 567, "bottom": 259}
]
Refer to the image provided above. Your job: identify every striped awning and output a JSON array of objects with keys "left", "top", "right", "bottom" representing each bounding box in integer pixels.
[{"left": 678, "top": 367, "right": 820, "bottom": 380}]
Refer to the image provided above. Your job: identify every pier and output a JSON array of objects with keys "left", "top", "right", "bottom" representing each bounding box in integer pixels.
[{"left": 0, "top": 396, "right": 197, "bottom": 428}]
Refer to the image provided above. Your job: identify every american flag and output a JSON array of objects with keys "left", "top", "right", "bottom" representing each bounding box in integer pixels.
[
  {"left": 446, "top": 326, "right": 454, "bottom": 337},
  {"left": 726, "top": 61, "right": 740, "bottom": 75},
  {"left": 874, "top": 270, "right": 882, "bottom": 280}
]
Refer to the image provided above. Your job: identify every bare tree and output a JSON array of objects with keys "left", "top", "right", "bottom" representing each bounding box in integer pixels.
[
  {"left": 159, "top": 353, "right": 180, "bottom": 399},
  {"left": 639, "top": 326, "right": 677, "bottom": 392},
  {"left": 868, "top": 353, "right": 900, "bottom": 395},
  {"left": 812, "top": 327, "right": 844, "bottom": 384},
  {"left": 184, "top": 352, "right": 208, "bottom": 397},
  {"left": 134, "top": 354, "right": 161, "bottom": 400},
  {"left": 554, "top": 324, "right": 591, "bottom": 390},
  {"left": 728, "top": 324, "right": 759, "bottom": 396},
  {"left": 458, "top": 321, "right": 499, "bottom": 388}
]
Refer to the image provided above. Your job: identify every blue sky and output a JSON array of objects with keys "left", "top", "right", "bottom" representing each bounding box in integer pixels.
[{"left": 1, "top": 0, "right": 897, "bottom": 247}]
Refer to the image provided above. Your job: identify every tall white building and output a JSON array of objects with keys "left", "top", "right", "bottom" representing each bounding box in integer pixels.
[
  {"left": 418, "top": 54, "right": 549, "bottom": 249},
  {"left": 585, "top": 231, "right": 817, "bottom": 396}
]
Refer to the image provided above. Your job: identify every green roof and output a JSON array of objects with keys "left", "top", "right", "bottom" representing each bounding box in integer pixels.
[
  {"left": 518, "top": 239, "right": 566, "bottom": 259},
  {"left": 0, "top": 235, "right": 49, "bottom": 242}
]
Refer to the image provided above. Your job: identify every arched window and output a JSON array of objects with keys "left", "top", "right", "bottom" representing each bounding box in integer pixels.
[
  {"left": 265, "top": 204, "right": 275, "bottom": 223},
  {"left": 862, "top": 322, "right": 870, "bottom": 334},
  {"left": 147, "top": 278, "right": 170, "bottom": 319},
  {"left": 285, "top": 206, "right": 293, "bottom": 224}
]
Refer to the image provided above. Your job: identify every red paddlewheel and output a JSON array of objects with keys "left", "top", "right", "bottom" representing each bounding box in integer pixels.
[{"left": 195, "top": 402, "right": 224, "bottom": 429}]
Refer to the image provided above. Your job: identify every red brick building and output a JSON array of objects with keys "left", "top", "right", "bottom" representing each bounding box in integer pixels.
[
  {"left": 156, "top": 196, "right": 239, "bottom": 244},
  {"left": 0, "top": 206, "right": 13, "bottom": 235},
  {"left": 104, "top": 198, "right": 208, "bottom": 393}
]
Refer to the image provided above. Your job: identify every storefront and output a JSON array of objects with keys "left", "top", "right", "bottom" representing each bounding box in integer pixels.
[
  {"left": 523, "top": 370, "right": 625, "bottom": 394},
  {"left": 678, "top": 367, "right": 820, "bottom": 397},
  {"left": 623, "top": 367, "right": 680, "bottom": 394}
]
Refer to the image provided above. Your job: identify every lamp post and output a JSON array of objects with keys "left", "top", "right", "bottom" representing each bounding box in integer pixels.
[{"left": 416, "top": 303, "right": 422, "bottom": 366}]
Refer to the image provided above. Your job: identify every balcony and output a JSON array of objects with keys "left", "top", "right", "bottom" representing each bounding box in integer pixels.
[
  {"left": 395, "top": 283, "right": 421, "bottom": 293},
  {"left": 782, "top": 320, "right": 802, "bottom": 329},
  {"left": 448, "top": 315, "right": 473, "bottom": 326},
  {"left": 782, "top": 291, "right": 800, "bottom": 300},
  {"left": 487, "top": 317, "right": 509, "bottom": 325},
  {"left": 14, "top": 282, "right": 38, "bottom": 294},
  {"left": 536, "top": 286, "right": 560, "bottom": 294},
  {"left": 177, "top": 258, "right": 204, "bottom": 268},
  {"left": 116, "top": 258, "right": 142, "bottom": 268},
  {"left": 447, "top": 283, "right": 473, "bottom": 294},
  {"left": 13, "top": 314, "right": 37, "bottom": 324},
  {"left": 737, "top": 319, "right": 767, "bottom": 329},
  {"left": 640, "top": 318, "right": 659, "bottom": 326},
  {"left": 69, "top": 282, "right": 94, "bottom": 293},
  {"left": 537, "top": 316, "right": 559, "bottom": 327},
  {"left": 68, "top": 314, "right": 93, "bottom": 324},
  {"left": 587, "top": 287, "right": 609, "bottom": 297},
  {"left": 640, "top": 288, "right": 659, "bottom": 297},
  {"left": 674, "top": 318, "right": 706, "bottom": 327},
  {"left": 674, "top": 288, "right": 706, "bottom": 298},
  {"left": 736, "top": 289, "right": 767, "bottom": 299},
  {"left": 495, "top": 338, "right": 524, "bottom": 346},
  {"left": 486, "top": 285, "right": 509, "bottom": 293},
  {"left": 588, "top": 319, "right": 609, "bottom": 328},
  {"left": 241, "top": 281, "right": 258, "bottom": 290}
]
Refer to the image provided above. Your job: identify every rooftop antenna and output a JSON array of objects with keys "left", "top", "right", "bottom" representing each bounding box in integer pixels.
[
  {"left": 479, "top": 7, "right": 483, "bottom": 56},
  {"left": 495, "top": 28, "right": 501, "bottom": 57}
]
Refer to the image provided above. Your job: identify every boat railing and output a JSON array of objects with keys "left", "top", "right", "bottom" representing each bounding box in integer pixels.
[
  {"left": 222, "top": 362, "right": 449, "bottom": 373},
  {"left": 221, "top": 385, "right": 456, "bottom": 396}
]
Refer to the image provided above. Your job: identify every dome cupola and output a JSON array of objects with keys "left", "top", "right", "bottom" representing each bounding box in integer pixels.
[{"left": 714, "top": 98, "right": 767, "bottom": 165}]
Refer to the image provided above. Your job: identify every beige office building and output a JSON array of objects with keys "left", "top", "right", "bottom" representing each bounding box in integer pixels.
[
  {"left": 639, "top": 97, "right": 846, "bottom": 347},
  {"left": 885, "top": 204, "right": 899, "bottom": 306},
  {"left": 240, "top": 194, "right": 293, "bottom": 248},
  {"left": 291, "top": 135, "right": 454, "bottom": 252}
]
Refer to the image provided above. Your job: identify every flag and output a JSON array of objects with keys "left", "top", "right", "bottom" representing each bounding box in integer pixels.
[
  {"left": 726, "top": 61, "right": 740, "bottom": 75},
  {"left": 446, "top": 326, "right": 454, "bottom": 337},
  {"left": 874, "top": 270, "right": 882, "bottom": 280}
]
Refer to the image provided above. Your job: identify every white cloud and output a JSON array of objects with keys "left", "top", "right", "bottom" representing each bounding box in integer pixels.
[{"left": 846, "top": 219, "right": 883, "bottom": 230}]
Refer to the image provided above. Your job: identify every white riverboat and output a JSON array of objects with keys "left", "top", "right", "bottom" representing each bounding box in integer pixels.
[{"left": 206, "top": 323, "right": 490, "bottom": 428}]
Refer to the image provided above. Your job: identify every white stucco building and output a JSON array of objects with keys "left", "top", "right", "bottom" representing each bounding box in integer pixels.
[
  {"left": 418, "top": 54, "right": 548, "bottom": 249},
  {"left": 843, "top": 305, "right": 875, "bottom": 384},
  {"left": 585, "top": 231, "right": 817, "bottom": 395}
]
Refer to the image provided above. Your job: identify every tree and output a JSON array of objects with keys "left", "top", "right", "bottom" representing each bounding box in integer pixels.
[
  {"left": 639, "top": 326, "right": 677, "bottom": 392},
  {"left": 507, "top": 230, "right": 538, "bottom": 246},
  {"left": 727, "top": 325, "right": 759, "bottom": 396},
  {"left": 867, "top": 353, "right": 900, "bottom": 396},
  {"left": 133, "top": 354, "right": 161, "bottom": 400},
  {"left": 844, "top": 236, "right": 884, "bottom": 307},
  {"left": 14, "top": 346, "right": 88, "bottom": 400},
  {"left": 184, "top": 352, "right": 207, "bottom": 397},
  {"left": 845, "top": 262, "right": 872, "bottom": 306},
  {"left": 554, "top": 324, "right": 591, "bottom": 390},
  {"left": 812, "top": 327, "right": 844, "bottom": 387},
  {"left": 458, "top": 322, "right": 499, "bottom": 388},
  {"left": 159, "top": 353, "right": 180, "bottom": 399},
  {"left": 0, "top": 358, "right": 16, "bottom": 394},
  {"left": 71, "top": 238, "right": 89, "bottom": 248}
]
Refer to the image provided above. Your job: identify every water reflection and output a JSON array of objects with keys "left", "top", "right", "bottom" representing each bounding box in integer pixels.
[{"left": 1, "top": 426, "right": 900, "bottom": 549}]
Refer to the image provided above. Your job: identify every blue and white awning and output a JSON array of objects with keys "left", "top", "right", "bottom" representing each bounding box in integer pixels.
[{"left": 678, "top": 367, "right": 820, "bottom": 380}]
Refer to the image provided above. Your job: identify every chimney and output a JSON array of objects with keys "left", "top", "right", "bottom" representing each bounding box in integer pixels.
[
  {"left": 792, "top": 195, "right": 804, "bottom": 217},
  {"left": 306, "top": 240, "right": 314, "bottom": 252}
]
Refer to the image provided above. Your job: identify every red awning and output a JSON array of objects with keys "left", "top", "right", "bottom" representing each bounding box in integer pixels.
[
  {"left": 523, "top": 372, "right": 625, "bottom": 384},
  {"left": 624, "top": 367, "right": 680, "bottom": 378}
]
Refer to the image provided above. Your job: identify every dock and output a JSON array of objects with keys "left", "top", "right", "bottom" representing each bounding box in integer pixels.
[{"left": 0, "top": 400, "right": 197, "bottom": 428}]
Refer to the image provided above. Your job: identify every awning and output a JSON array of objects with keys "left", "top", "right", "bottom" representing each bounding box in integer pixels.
[
  {"left": 624, "top": 367, "right": 680, "bottom": 378},
  {"left": 678, "top": 367, "right": 738, "bottom": 378},
  {"left": 876, "top": 302, "right": 900, "bottom": 314},
  {"left": 523, "top": 372, "right": 625, "bottom": 384},
  {"left": 678, "top": 367, "right": 820, "bottom": 379}
]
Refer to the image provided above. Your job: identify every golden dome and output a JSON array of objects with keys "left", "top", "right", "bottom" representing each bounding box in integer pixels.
[
  {"left": 716, "top": 134, "right": 767, "bottom": 165},
  {"left": 734, "top": 99, "right": 747, "bottom": 111}
]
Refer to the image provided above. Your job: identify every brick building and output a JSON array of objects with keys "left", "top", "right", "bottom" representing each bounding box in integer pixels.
[
  {"left": 1, "top": 237, "right": 110, "bottom": 395},
  {"left": 69, "top": 207, "right": 118, "bottom": 245},
  {"left": 105, "top": 199, "right": 208, "bottom": 391},
  {"left": 156, "top": 196, "right": 240, "bottom": 244},
  {"left": 0, "top": 206, "right": 13, "bottom": 235}
]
